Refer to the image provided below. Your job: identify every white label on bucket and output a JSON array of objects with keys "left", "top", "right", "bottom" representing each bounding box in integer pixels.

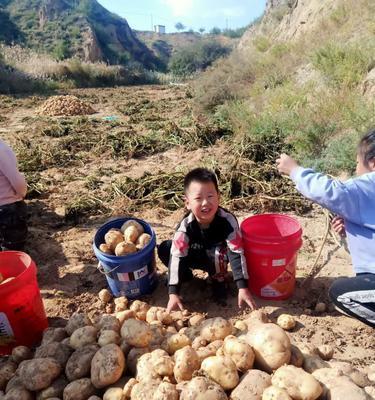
[
  {"left": 272, "top": 258, "right": 286, "bottom": 267},
  {"left": 134, "top": 266, "right": 148, "bottom": 280},
  {"left": 261, "top": 286, "right": 281, "bottom": 297},
  {"left": 0, "top": 312, "right": 15, "bottom": 346}
]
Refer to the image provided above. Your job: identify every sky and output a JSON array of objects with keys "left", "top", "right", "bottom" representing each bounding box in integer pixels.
[{"left": 97, "top": 0, "right": 266, "bottom": 33}]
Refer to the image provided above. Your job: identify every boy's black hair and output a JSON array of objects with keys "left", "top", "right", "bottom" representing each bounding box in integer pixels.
[
  {"left": 184, "top": 168, "right": 219, "bottom": 193},
  {"left": 358, "top": 128, "right": 375, "bottom": 166}
]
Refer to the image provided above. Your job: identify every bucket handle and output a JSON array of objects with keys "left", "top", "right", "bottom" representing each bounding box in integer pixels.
[{"left": 97, "top": 262, "right": 122, "bottom": 276}]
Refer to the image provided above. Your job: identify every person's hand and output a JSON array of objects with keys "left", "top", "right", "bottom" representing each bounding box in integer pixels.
[
  {"left": 238, "top": 288, "right": 257, "bottom": 310},
  {"left": 331, "top": 216, "right": 346, "bottom": 237},
  {"left": 166, "top": 294, "right": 184, "bottom": 313},
  {"left": 276, "top": 154, "right": 299, "bottom": 176}
]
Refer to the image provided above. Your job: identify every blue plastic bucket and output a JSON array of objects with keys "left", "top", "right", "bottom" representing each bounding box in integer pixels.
[{"left": 93, "top": 217, "right": 157, "bottom": 298}]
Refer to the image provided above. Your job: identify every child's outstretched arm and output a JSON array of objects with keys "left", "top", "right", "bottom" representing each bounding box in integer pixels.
[{"left": 276, "top": 154, "right": 361, "bottom": 224}]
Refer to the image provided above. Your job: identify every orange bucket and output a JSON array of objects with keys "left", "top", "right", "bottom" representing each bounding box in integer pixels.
[{"left": 0, "top": 251, "right": 48, "bottom": 354}]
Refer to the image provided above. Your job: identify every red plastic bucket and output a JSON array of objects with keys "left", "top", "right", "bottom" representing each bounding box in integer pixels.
[
  {"left": 241, "top": 214, "right": 302, "bottom": 300},
  {"left": 0, "top": 251, "right": 48, "bottom": 354}
]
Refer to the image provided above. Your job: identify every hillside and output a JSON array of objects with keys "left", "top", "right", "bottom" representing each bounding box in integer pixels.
[
  {"left": 0, "top": 0, "right": 161, "bottom": 69},
  {"left": 194, "top": 0, "right": 375, "bottom": 173},
  {"left": 136, "top": 31, "right": 237, "bottom": 67}
]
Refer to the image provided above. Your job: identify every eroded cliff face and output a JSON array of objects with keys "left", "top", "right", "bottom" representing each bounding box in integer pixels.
[
  {"left": 4, "top": 0, "right": 161, "bottom": 68},
  {"left": 239, "top": 0, "right": 340, "bottom": 48}
]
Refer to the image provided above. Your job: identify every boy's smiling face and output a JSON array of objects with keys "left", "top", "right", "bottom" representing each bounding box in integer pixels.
[{"left": 185, "top": 180, "right": 219, "bottom": 225}]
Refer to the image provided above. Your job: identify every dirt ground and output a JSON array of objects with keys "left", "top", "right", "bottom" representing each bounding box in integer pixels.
[{"left": 0, "top": 85, "right": 374, "bottom": 372}]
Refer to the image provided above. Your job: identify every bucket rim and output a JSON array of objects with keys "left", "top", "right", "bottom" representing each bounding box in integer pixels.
[
  {"left": 0, "top": 251, "right": 34, "bottom": 288},
  {"left": 93, "top": 217, "right": 156, "bottom": 262},
  {"left": 240, "top": 213, "right": 302, "bottom": 243}
]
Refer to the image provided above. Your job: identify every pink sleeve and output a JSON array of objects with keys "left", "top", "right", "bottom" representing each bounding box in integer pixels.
[{"left": 0, "top": 146, "right": 27, "bottom": 198}]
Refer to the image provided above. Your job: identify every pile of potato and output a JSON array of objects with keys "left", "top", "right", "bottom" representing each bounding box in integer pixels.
[
  {"left": 1, "top": 297, "right": 374, "bottom": 400},
  {"left": 99, "top": 220, "right": 152, "bottom": 257},
  {"left": 37, "top": 95, "right": 96, "bottom": 116}
]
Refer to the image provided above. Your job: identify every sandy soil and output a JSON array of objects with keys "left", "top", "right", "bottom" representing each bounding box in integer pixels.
[{"left": 0, "top": 86, "right": 374, "bottom": 372}]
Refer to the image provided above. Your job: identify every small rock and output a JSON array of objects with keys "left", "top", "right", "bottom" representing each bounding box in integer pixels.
[{"left": 303, "top": 308, "right": 312, "bottom": 315}]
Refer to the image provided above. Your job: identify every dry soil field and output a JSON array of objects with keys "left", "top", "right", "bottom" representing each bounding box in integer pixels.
[{"left": 0, "top": 85, "right": 374, "bottom": 373}]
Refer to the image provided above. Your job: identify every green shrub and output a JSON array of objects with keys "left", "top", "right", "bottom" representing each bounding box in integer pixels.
[
  {"left": 169, "top": 40, "right": 231, "bottom": 76},
  {"left": 253, "top": 36, "right": 271, "bottom": 52},
  {"left": 312, "top": 43, "right": 373, "bottom": 87}
]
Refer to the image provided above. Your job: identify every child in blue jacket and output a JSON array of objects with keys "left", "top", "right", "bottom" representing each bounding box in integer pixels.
[{"left": 276, "top": 128, "right": 375, "bottom": 328}]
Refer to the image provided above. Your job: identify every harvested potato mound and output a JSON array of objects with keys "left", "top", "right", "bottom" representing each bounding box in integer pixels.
[{"left": 37, "top": 95, "right": 96, "bottom": 116}]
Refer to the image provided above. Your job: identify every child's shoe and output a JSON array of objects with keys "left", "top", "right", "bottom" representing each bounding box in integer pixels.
[{"left": 212, "top": 280, "right": 228, "bottom": 306}]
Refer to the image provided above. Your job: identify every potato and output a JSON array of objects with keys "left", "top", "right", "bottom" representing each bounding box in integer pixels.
[
  {"left": 65, "top": 344, "right": 99, "bottom": 381},
  {"left": 120, "top": 220, "right": 144, "bottom": 235},
  {"left": 114, "top": 296, "right": 129, "bottom": 312},
  {"left": 105, "top": 229, "right": 124, "bottom": 252},
  {"left": 121, "top": 318, "right": 152, "bottom": 348},
  {"left": 192, "top": 336, "right": 207, "bottom": 350},
  {"left": 70, "top": 326, "right": 98, "bottom": 349},
  {"left": 329, "top": 361, "right": 371, "bottom": 388},
  {"left": 272, "top": 365, "right": 322, "bottom": 400},
  {"left": 151, "top": 349, "right": 174, "bottom": 377},
  {"left": 123, "top": 377, "right": 137, "bottom": 398},
  {"left": 173, "top": 346, "right": 200, "bottom": 382},
  {"left": 99, "top": 289, "right": 113, "bottom": 304},
  {"left": 66, "top": 313, "right": 92, "bottom": 336},
  {"left": 98, "top": 330, "right": 121, "bottom": 347},
  {"left": 201, "top": 355, "right": 239, "bottom": 390},
  {"left": 312, "top": 368, "right": 352, "bottom": 398},
  {"left": 187, "top": 313, "right": 205, "bottom": 327},
  {"left": 36, "top": 376, "right": 68, "bottom": 400},
  {"left": 222, "top": 335, "right": 255, "bottom": 372},
  {"left": 234, "top": 320, "right": 248, "bottom": 332},
  {"left": 136, "top": 353, "right": 161, "bottom": 383},
  {"left": 97, "top": 315, "right": 120, "bottom": 333},
  {"left": 329, "top": 384, "right": 369, "bottom": 400},
  {"left": 124, "top": 226, "right": 140, "bottom": 244},
  {"left": 154, "top": 381, "right": 179, "bottom": 400},
  {"left": 150, "top": 325, "right": 166, "bottom": 347},
  {"left": 0, "top": 361, "right": 17, "bottom": 390},
  {"left": 129, "top": 300, "right": 150, "bottom": 320},
  {"left": 91, "top": 344, "right": 125, "bottom": 389},
  {"left": 102, "top": 377, "right": 129, "bottom": 400},
  {"left": 100, "top": 243, "right": 113, "bottom": 255},
  {"left": 245, "top": 320, "right": 291, "bottom": 373},
  {"left": 303, "top": 355, "right": 329, "bottom": 373},
  {"left": 3, "top": 387, "right": 33, "bottom": 400},
  {"left": 127, "top": 348, "right": 150, "bottom": 376},
  {"left": 131, "top": 380, "right": 159, "bottom": 400},
  {"left": 34, "top": 341, "right": 72, "bottom": 367},
  {"left": 179, "top": 376, "right": 227, "bottom": 400},
  {"left": 42, "top": 327, "right": 68, "bottom": 345},
  {"left": 116, "top": 310, "right": 135, "bottom": 325},
  {"left": 276, "top": 314, "right": 296, "bottom": 331},
  {"left": 88, "top": 396, "right": 102, "bottom": 400},
  {"left": 136, "top": 233, "right": 152, "bottom": 250},
  {"left": 230, "top": 369, "right": 271, "bottom": 400},
  {"left": 290, "top": 345, "right": 304, "bottom": 368},
  {"left": 10, "top": 347, "right": 32, "bottom": 365},
  {"left": 115, "top": 241, "right": 137, "bottom": 256},
  {"left": 196, "top": 340, "right": 224, "bottom": 363},
  {"left": 5, "top": 375, "right": 23, "bottom": 393},
  {"left": 63, "top": 378, "right": 97, "bottom": 400},
  {"left": 262, "top": 386, "right": 292, "bottom": 400},
  {"left": 146, "top": 307, "right": 173, "bottom": 325},
  {"left": 316, "top": 345, "right": 334, "bottom": 361},
  {"left": 18, "top": 358, "right": 61, "bottom": 391},
  {"left": 166, "top": 332, "right": 191, "bottom": 355},
  {"left": 200, "top": 317, "right": 233, "bottom": 342}
]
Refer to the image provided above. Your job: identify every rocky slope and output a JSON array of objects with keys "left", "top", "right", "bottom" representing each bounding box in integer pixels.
[{"left": 0, "top": 0, "right": 161, "bottom": 69}]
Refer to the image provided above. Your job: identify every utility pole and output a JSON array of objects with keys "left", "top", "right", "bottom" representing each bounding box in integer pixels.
[{"left": 151, "top": 14, "right": 154, "bottom": 32}]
